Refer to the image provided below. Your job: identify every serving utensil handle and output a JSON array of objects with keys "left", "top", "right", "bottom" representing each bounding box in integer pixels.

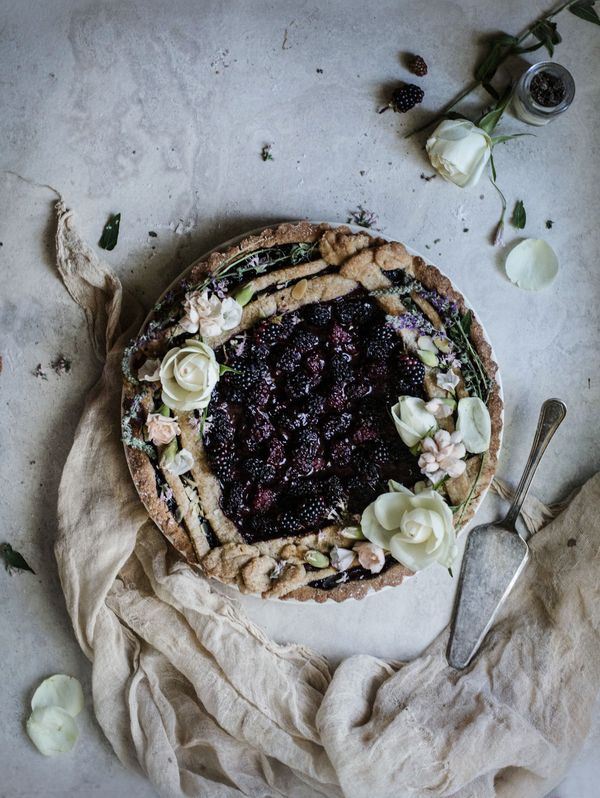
[{"left": 503, "top": 398, "right": 567, "bottom": 531}]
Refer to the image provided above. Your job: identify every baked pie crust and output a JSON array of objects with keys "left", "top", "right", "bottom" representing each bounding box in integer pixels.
[{"left": 122, "top": 222, "right": 502, "bottom": 602}]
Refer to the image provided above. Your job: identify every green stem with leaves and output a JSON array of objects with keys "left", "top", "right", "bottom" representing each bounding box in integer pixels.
[{"left": 405, "top": 0, "right": 593, "bottom": 137}]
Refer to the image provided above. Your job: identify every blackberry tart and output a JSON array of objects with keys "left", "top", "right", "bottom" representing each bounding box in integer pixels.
[{"left": 122, "top": 223, "right": 502, "bottom": 601}]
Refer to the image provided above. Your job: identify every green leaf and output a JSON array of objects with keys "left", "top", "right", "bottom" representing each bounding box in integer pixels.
[
  {"left": 219, "top": 364, "right": 241, "bottom": 376},
  {"left": 491, "top": 133, "right": 535, "bottom": 145},
  {"left": 98, "top": 213, "right": 121, "bottom": 251},
  {"left": 511, "top": 200, "right": 527, "bottom": 229},
  {"left": 461, "top": 310, "right": 473, "bottom": 336},
  {"left": 569, "top": 0, "right": 600, "bottom": 25},
  {"left": 531, "top": 19, "right": 562, "bottom": 56},
  {"left": 474, "top": 34, "right": 518, "bottom": 83},
  {"left": 1, "top": 543, "right": 35, "bottom": 575},
  {"left": 448, "top": 567, "right": 454, "bottom": 578},
  {"left": 478, "top": 84, "right": 513, "bottom": 134}
]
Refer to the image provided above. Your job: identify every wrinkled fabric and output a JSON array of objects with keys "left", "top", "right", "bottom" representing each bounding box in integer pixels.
[{"left": 54, "top": 203, "right": 600, "bottom": 798}]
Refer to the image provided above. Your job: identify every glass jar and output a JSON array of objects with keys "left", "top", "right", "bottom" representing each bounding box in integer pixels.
[{"left": 512, "top": 61, "right": 575, "bottom": 126}]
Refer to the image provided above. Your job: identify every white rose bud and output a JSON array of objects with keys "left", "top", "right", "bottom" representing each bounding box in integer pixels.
[
  {"left": 426, "top": 119, "right": 492, "bottom": 188},
  {"left": 145, "top": 413, "right": 181, "bottom": 445},
  {"left": 391, "top": 396, "right": 437, "bottom": 448},
  {"left": 354, "top": 542, "right": 385, "bottom": 574}
]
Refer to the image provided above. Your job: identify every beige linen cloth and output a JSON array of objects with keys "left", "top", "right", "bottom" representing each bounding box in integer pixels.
[{"left": 54, "top": 202, "right": 600, "bottom": 798}]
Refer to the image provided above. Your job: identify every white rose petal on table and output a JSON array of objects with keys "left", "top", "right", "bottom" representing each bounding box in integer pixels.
[
  {"left": 27, "top": 707, "right": 79, "bottom": 757},
  {"left": 31, "top": 674, "right": 84, "bottom": 717},
  {"left": 505, "top": 238, "right": 559, "bottom": 290}
]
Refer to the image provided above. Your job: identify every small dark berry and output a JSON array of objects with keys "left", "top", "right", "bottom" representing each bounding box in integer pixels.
[
  {"left": 292, "top": 329, "right": 319, "bottom": 351},
  {"left": 288, "top": 478, "right": 318, "bottom": 498},
  {"left": 297, "top": 497, "right": 327, "bottom": 526},
  {"left": 396, "top": 353, "right": 425, "bottom": 395},
  {"left": 251, "top": 487, "right": 276, "bottom": 513},
  {"left": 244, "top": 458, "right": 276, "bottom": 483},
  {"left": 305, "top": 351, "right": 324, "bottom": 378},
  {"left": 304, "top": 303, "right": 332, "bottom": 326},
  {"left": 329, "top": 439, "right": 352, "bottom": 466},
  {"left": 330, "top": 352, "right": 353, "bottom": 381},
  {"left": 329, "top": 322, "right": 353, "bottom": 347},
  {"left": 366, "top": 325, "right": 397, "bottom": 360},
  {"left": 326, "top": 382, "right": 347, "bottom": 411},
  {"left": 408, "top": 55, "right": 428, "bottom": 77},
  {"left": 279, "top": 511, "right": 302, "bottom": 535},
  {"left": 389, "top": 84, "right": 424, "bottom": 113},
  {"left": 278, "top": 347, "right": 302, "bottom": 372},
  {"left": 323, "top": 412, "right": 352, "bottom": 440},
  {"left": 222, "top": 484, "right": 246, "bottom": 516}
]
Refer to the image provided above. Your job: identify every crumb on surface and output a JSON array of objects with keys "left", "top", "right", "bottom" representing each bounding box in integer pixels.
[
  {"left": 567, "top": 538, "right": 576, "bottom": 547},
  {"left": 51, "top": 355, "right": 72, "bottom": 375},
  {"left": 420, "top": 172, "right": 437, "bottom": 182},
  {"left": 33, "top": 364, "right": 48, "bottom": 380}
]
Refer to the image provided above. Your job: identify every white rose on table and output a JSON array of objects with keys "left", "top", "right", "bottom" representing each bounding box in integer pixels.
[
  {"left": 426, "top": 119, "right": 492, "bottom": 188},
  {"left": 180, "top": 290, "right": 243, "bottom": 337},
  {"left": 160, "top": 339, "right": 220, "bottom": 411},
  {"left": 361, "top": 481, "right": 457, "bottom": 572},
  {"left": 391, "top": 396, "right": 436, "bottom": 448}
]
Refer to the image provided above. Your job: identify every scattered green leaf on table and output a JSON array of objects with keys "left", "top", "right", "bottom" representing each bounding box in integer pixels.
[
  {"left": 1, "top": 542, "right": 35, "bottom": 574},
  {"left": 98, "top": 213, "right": 121, "bottom": 250},
  {"left": 512, "top": 200, "right": 526, "bottom": 229},
  {"left": 569, "top": 0, "right": 600, "bottom": 26},
  {"left": 531, "top": 19, "right": 562, "bottom": 56}
]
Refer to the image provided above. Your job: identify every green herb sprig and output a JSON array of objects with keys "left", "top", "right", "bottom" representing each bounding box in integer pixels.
[{"left": 98, "top": 213, "right": 121, "bottom": 251}]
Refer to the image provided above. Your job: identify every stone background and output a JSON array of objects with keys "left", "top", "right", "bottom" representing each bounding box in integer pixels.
[{"left": 1, "top": 1, "right": 599, "bottom": 796}]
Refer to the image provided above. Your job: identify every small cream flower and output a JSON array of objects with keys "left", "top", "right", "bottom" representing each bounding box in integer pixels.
[
  {"left": 180, "top": 290, "right": 243, "bottom": 337},
  {"left": 163, "top": 447, "right": 194, "bottom": 476},
  {"left": 138, "top": 358, "right": 161, "bottom": 382},
  {"left": 361, "top": 483, "right": 457, "bottom": 572},
  {"left": 160, "top": 339, "right": 220, "bottom": 411},
  {"left": 418, "top": 429, "right": 466, "bottom": 483},
  {"left": 145, "top": 413, "right": 181, "bottom": 445},
  {"left": 330, "top": 546, "right": 355, "bottom": 572},
  {"left": 436, "top": 369, "right": 460, "bottom": 393},
  {"left": 425, "top": 398, "right": 454, "bottom": 419},
  {"left": 354, "top": 542, "right": 385, "bottom": 574}
]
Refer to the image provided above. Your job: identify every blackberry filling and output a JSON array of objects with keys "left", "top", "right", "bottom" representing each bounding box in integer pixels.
[{"left": 203, "top": 293, "right": 423, "bottom": 544}]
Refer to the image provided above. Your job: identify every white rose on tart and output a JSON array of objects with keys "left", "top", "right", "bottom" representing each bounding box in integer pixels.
[{"left": 122, "top": 223, "right": 502, "bottom": 601}]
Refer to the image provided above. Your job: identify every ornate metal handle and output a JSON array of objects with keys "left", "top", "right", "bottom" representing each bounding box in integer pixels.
[{"left": 503, "top": 398, "right": 567, "bottom": 531}]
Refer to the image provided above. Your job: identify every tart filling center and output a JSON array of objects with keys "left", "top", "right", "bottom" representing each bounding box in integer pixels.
[{"left": 203, "top": 293, "right": 423, "bottom": 544}]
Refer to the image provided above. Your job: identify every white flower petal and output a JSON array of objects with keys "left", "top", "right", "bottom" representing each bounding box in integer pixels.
[
  {"left": 457, "top": 397, "right": 491, "bottom": 454},
  {"left": 164, "top": 448, "right": 194, "bottom": 476},
  {"left": 31, "top": 675, "right": 84, "bottom": 718},
  {"left": 374, "top": 492, "right": 413, "bottom": 531},
  {"left": 27, "top": 706, "right": 79, "bottom": 756},
  {"left": 505, "top": 238, "right": 559, "bottom": 291}
]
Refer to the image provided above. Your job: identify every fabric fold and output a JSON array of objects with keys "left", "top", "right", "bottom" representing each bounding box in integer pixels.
[{"left": 54, "top": 203, "right": 600, "bottom": 798}]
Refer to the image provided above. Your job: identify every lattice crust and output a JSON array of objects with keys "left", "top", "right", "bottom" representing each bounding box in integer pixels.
[{"left": 122, "top": 223, "right": 503, "bottom": 602}]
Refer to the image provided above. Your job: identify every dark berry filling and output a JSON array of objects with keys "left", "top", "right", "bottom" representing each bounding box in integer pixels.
[{"left": 203, "top": 293, "right": 423, "bottom": 545}]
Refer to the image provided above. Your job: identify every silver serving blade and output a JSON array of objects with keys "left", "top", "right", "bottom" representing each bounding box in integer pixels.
[
  {"left": 447, "top": 524, "right": 529, "bottom": 669},
  {"left": 447, "top": 398, "right": 567, "bottom": 670}
]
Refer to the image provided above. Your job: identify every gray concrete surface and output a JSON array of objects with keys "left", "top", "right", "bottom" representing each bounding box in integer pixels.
[{"left": 1, "top": 1, "right": 599, "bottom": 796}]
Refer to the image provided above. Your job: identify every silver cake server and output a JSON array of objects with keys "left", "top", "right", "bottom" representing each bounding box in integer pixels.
[{"left": 447, "top": 398, "right": 567, "bottom": 670}]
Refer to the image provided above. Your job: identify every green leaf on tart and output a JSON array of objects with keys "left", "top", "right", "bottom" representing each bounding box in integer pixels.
[
  {"left": 98, "top": 213, "right": 121, "bottom": 251},
  {"left": 1, "top": 543, "right": 35, "bottom": 574}
]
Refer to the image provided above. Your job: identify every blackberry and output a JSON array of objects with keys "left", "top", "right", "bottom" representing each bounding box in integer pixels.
[
  {"left": 345, "top": 378, "right": 370, "bottom": 400},
  {"left": 244, "top": 457, "right": 276, "bottom": 483},
  {"left": 287, "top": 478, "right": 318, "bottom": 498},
  {"left": 254, "top": 321, "right": 286, "bottom": 347},
  {"left": 207, "top": 409, "right": 234, "bottom": 446},
  {"left": 293, "top": 329, "right": 319, "bottom": 351},
  {"left": 279, "top": 347, "right": 302, "bottom": 372},
  {"left": 396, "top": 354, "right": 425, "bottom": 394},
  {"left": 329, "top": 439, "right": 352, "bottom": 466},
  {"left": 323, "top": 475, "right": 347, "bottom": 504},
  {"left": 408, "top": 55, "right": 428, "bottom": 77},
  {"left": 266, "top": 437, "right": 286, "bottom": 466},
  {"left": 323, "top": 412, "right": 352, "bottom": 440},
  {"left": 222, "top": 484, "right": 246, "bottom": 516},
  {"left": 285, "top": 371, "right": 314, "bottom": 399},
  {"left": 351, "top": 300, "right": 375, "bottom": 325},
  {"left": 253, "top": 382, "right": 271, "bottom": 406},
  {"left": 327, "top": 382, "right": 347, "bottom": 411},
  {"left": 366, "top": 325, "right": 396, "bottom": 360},
  {"left": 305, "top": 351, "right": 324, "bottom": 378},
  {"left": 211, "top": 449, "right": 235, "bottom": 481},
  {"left": 329, "top": 322, "right": 353, "bottom": 347},
  {"left": 296, "top": 428, "right": 320, "bottom": 457},
  {"left": 275, "top": 407, "right": 309, "bottom": 433},
  {"left": 388, "top": 84, "right": 425, "bottom": 113},
  {"left": 335, "top": 300, "right": 357, "bottom": 325},
  {"left": 246, "top": 415, "right": 275, "bottom": 451},
  {"left": 279, "top": 511, "right": 302, "bottom": 535},
  {"left": 301, "top": 394, "right": 326, "bottom": 419},
  {"left": 298, "top": 497, "right": 327, "bottom": 526},
  {"left": 330, "top": 352, "right": 353, "bottom": 381},
  {"left": 352, "top": 424, "right": 378, "bottom": 445},
  {"left": 251, "top": 487, "right": 276, "bottom": 513},
  {"left": 247, "top": 514, "right": 277, "bottom": 539},
  {"left": 304, "top": 303, "right": 332, "bottom": 326},
  {"left": 367, "top": 438, "right": 395, "bottom": 465}
]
